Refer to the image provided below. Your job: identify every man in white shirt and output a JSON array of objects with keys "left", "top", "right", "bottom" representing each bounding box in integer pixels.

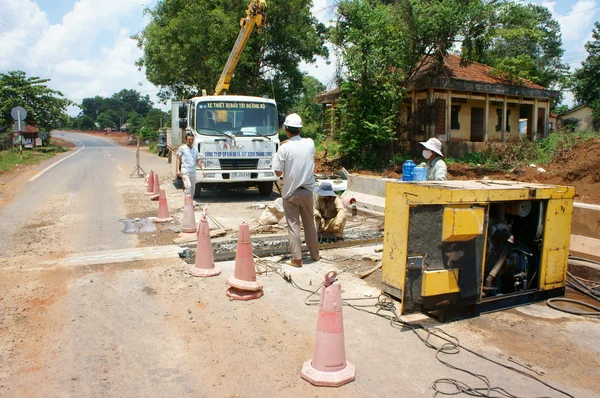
[
  {"left": 272, "top": 113, "right": 320, "bottom": 267},
  {"left": 177, "top": 132, "right": 204, "bottom": 198}
]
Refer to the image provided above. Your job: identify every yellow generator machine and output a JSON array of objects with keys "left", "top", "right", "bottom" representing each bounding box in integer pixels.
[{"left": 382, "top": 180, "right": 574, "bottom": 321}]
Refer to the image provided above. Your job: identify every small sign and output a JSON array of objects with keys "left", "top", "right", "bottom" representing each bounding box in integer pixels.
[{"left": 11, "top": 106, "right": 27, "bottom": 121}]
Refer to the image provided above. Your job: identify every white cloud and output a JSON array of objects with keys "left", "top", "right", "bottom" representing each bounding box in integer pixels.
[
  {"left": 546, "top": 0, "right": 598, "bottom": 43},
  {"left": 0, "top": 0, "right": 163, "bottom": 116}
]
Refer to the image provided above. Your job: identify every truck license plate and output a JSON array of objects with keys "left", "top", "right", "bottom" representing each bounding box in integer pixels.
[{"left": 231, "top": 172, "right": 251, "bottom": 179}]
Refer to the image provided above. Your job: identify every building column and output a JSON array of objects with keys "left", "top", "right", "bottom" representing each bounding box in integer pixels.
[
  {"left": 532, "top": 98, "right": 538, "bottom": 141},
  {"left": 428, "top": 88, "right": 435, "bottom": 138},
  {"left": 502, "top": 97, "right": 507, "bottom": 143},
  {"left": 544, "top": 100, "right": 550, "bottom": 137},
  {"left": 446, "top": 90, "right": 452, "bottom": 142},
  {"left": 484, "top": 94, "right": 489, "bottom": 142}
]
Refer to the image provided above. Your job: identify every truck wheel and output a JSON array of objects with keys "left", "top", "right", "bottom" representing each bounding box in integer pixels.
[
  {"left": 193, "top": 183, "right": 202, "bottom": 198},
  {"left": 258, "top": 182, "right": 273, "bottom": 196}
]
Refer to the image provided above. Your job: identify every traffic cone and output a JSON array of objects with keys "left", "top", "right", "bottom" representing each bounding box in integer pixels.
[
  {"left": 154, "top": 189, "right": 173, "bottom": 223},
  {"left": 301, "top": 271, "right": 355, "bottom": 387},
  {"left": 189, "top": 216, "right": 220, "bottom": 277},
  {"left": 226, "top": 222, "right": 263, "bottom": 300},
  {"left": 181, "top": 195, "right": 197, "bottom": 233},
  {"left": 144, "top": 170, "right": 155, "bottom": 195},
  {"left": 151, "top": 173, "right": 160, "bottom": 201}
]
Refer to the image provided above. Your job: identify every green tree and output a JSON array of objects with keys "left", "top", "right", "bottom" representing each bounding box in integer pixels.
[
  {"left": 97, "top": 112, "right": 116, "bottom": 129},
  {"left": 143, "top": 108, "right": 168, "bottom": 131},
  {"left": 574, "top": 22, "right": 600, "bottom": 108},
  {"left": 134, "top": 0, "right": 328, "bottom": 112},
  {"left": 332, "top": 0, "right": 488, "bottom": 167},
  {"left": 0, "top": 71, "right": 72, "bottom": 132},
  {"left": 289, "top": 75, "right": 325, "bottom": 139},
  {"left": 77, "top": 115, "right": 97, "bottom": 130},
  {"left": 477, "top": 3, "right": 569, "bottom": 93},
  {"left": 127, "top": 111, "right": 143, "bottom": 135}
]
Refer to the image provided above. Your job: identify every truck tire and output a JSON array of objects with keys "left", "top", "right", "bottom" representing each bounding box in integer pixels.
[
  {"left": 258, "top": 182, "right": 273, "bottom": 197},
  {"left": 193, "top": 183, "right": 202, "bottom": 198}
]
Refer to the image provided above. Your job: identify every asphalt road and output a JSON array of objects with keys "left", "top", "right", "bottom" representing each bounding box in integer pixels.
[{"left": 0, "top": 131, "right": 170, "bottom": 257}]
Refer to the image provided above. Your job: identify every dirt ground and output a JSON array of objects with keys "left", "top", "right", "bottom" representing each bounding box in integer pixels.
[
  {"left": 330, "top": 138, "right": 600, "bottom": 205},
  {"left": 1, "top": 132, "right": 600, "bottom": 397}
]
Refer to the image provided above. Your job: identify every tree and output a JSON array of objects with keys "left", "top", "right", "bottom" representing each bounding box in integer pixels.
[
  {"left": 332, "top": 0, "right": 489, "bottom": 167},
  {"left": 134, "top": 0, "right": 328, "bottom": 112},
  {"left": 0, "top": 71, "right": 72, "bottom": 132},
  {"left": 77, "top": 115, "right": 97, "bottom": 130},
  {"left": 574, "top": 22, "right": 600, "bottom": 107},
  {"left": 127, "top": 111, "right": 142, "bottom": 135},
  {"left": 143, "top": 108, "right": 168, "bottom": 131},
  {"left": 289, "top": 75, "right": 325, "bottom": 139},
  {"left": 97, "top": 112, "right": 116, "bottom": 129},
  {"left": 475, "top": 3, "right": 569, "bottom": 94}
]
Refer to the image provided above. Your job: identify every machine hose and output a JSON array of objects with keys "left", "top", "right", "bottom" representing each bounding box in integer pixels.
[{"left": 547, "top": 298, "right": 600, "bottom": 316}]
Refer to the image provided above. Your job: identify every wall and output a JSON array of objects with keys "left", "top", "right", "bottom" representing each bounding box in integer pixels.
[{"left": 559, "top": 106, "right": 594, "bottom": 132}]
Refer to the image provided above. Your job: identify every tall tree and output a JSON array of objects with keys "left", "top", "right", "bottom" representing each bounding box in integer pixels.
[
  {"left": 0, "top": 71, "right": 72, "bottom": 132},
  {"left": 475, "top": 3, "right": 569, "bottom": 92},
  {"left": 289, "top": 75, "right": 325, "bottom": 138},
  {"left": 332, "top": 0, "right": 490, "bottom": 167},
  {"left": 573, "top": 22, "right": 600, "bottom": 127},
  {"left": 574, "top": 22, "right": 600, "bottom": 106},
  {"left": 134, "top": 0, "right": 328, "bottom": 112}
]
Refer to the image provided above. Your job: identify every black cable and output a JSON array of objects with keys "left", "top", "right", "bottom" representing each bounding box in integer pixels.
[
  {"left": 547, "top": 298, "right": 600, "bottom": 316},
  {"left": 568, "top": 256, "right": 600, "bottom": 267}
]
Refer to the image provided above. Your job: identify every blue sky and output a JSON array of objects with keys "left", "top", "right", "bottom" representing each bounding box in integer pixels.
[{"left": 0, "top": 0, "right": 598, "bottom": 115}]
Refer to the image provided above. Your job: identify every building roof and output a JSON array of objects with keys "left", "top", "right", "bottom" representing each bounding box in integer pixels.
[
  {"left": 316, "top": 54, "right": 558, "bottom": 104},
  {"left": 412, "top": 54, "right": 545, "bottom": 90},
  {"left": 22, "top": 125, "right": 39, "bottom": 133},
  {"left": 557, "top": 103, "right": 591, "bottom": 117}
]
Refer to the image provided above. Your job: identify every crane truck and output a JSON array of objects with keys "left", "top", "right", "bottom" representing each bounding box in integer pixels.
[{"left": 167, "top": 0, "right": 279, "bottom": 197}]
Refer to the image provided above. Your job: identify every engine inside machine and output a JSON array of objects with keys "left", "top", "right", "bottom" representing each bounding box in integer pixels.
[{"left": 483, "top": 201, "right": 544, "bottom": 298}]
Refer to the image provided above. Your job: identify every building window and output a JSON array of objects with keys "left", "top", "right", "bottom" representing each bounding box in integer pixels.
[
  {"left": 495, "top": 109, "right": 511, "bottom": 132},
  {"left": 451, "top": 105, "right": 461, "bottom": 130}
]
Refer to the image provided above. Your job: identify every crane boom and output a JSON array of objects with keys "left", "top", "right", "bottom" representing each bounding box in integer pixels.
[{"left": 214, "top": 0, "right": 267, "bottom": 96}]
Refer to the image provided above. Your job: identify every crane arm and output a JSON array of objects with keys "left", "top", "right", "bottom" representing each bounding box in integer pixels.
[{"left": 214, "top": 0, "right": 267, "bottom": 96}]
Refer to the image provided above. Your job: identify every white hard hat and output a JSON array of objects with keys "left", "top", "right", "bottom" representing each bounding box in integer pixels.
[
  {"left": 283, "top": 113, "right": 303, "bottom": 128},
  {"left": 420, "top": 137, "right": 444, "bottom": 157}
]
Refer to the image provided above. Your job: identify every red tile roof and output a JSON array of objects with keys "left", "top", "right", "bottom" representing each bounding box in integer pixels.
[
  {"left": 414, "top": 54, "right": 545, "bottom": 90},
  {"left": 22, "top": 125, "right": 39, "bottom": 133}
]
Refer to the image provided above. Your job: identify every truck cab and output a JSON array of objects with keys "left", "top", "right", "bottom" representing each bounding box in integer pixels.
[{"left": 172, "top": 95, "right": 280, "bottom": 196}]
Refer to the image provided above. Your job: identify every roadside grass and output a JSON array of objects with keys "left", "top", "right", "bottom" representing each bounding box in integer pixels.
[
  {"left": 445, "top": 130, "right": 599, "bottom": 171},
  {"left": 0, "top": 143, "right": 68, "bottom": 173},
  {"left": 149, "top": 142, "right": 158, "bottom": 154}
]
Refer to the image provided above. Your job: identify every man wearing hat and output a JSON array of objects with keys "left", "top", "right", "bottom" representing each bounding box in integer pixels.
[
  {"left": 314, "top": 181, "right": 347, "bottom": 239},
  {"left": 420, "top": 137, "right": 447, "bottom": 181},
  {"left": 272, "top": 113, "right": 320, "bottom": 267}
]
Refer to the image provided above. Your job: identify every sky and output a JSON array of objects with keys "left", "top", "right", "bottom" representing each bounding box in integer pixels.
[{"left": 0, "top": 0, "right": 598, "bottom": 116}]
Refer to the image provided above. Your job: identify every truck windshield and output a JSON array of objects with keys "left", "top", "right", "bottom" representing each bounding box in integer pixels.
[{"left": 196, "top": 101, "right": 278, "bottom": 137}]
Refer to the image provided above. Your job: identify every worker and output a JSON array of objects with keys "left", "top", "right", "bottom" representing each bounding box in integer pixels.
[
  {"left": 272, "top": 113, "right": 320, "bottom": 267},
  {"left": 420, "top": 137, "right": 447, "bottom": 181},
  {"left": 314, "top": 181, "right": 347, "bottom": 239},
  {"left": 176, "top": 131, "right": 204, "bottom": 198}
]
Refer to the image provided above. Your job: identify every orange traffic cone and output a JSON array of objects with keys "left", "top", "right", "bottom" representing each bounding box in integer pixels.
[
  {"left": 181, "top": 194, "right": 197, "bottom": 233},
  {"left": 301, "top": 271, "right": 355, "bottom": 387},
  {"left": 144, "top": 170, "right": 155, "bottom": 195},
  {"left": 226, "top": 222, "right": 263, "bottom": 300},
  {"left": 154, "top": 189, "right": 173, "bottom": 223},
  {"left": 151, "top": 173, "right": 160, "bottom": 201},
  {"left": 189, "top": 216, "right": 221, "bottom": 277}
]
